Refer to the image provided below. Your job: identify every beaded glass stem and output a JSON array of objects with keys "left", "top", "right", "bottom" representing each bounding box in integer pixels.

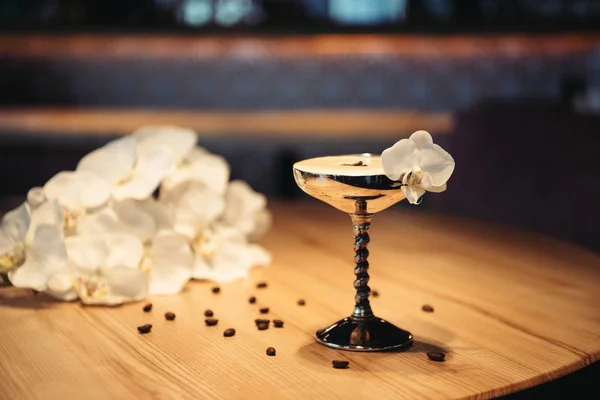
[{"left": 351, "top": 214, "right": 373, "bottom": 319}]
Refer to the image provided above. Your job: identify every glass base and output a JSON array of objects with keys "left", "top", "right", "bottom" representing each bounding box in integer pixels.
[{"left": 315, "top": 316, "right": 413, "bottom": 352}]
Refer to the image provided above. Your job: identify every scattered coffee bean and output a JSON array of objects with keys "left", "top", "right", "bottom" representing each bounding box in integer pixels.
[
  {"left": 205, "top": 318, "right": 219, "bottom": 326},
  {"left": 249, "top": 296, "right": 256, "bottom": 304},
  {"left": 165, "top": 312, "right": 176, "bottom": 321},
  {"left": 427, "top": 352, "right": 445, "bottom": 362},
  {"left": 137, "top": 324, "right": 152, "bottom": 334},
  {"left": 332, "top": 360, "right": 349, "bottom": 369},
  {"left": 256, "top": 282, "right": 268, "bottom": 289},
  {"left": 257, "top": 322, "right": 269, "bottom": 331},
  {"left": 204, "top": 309, "right": 214, "bottom": 317},
  {"left": 255, "top": 318, "right": 270, "bottom": 325},
  {"left": 259, "top": 307, "right": 269, "bottom": 314},
  {"left": 211, "top": 286, "right": 221, "bottom": 294},
  {"left": 223, "top": 328, "right": 236, "bottom": 337},
  {"left": 372, "top": 290, "right": 379, "bottom": 298},
  {"left": 297, "top": 299, "right": 306, "bottom": 306},
  {"left": 422, "top": 304, "right": 434, "bottom": 313},
  {"left": 341, "top": 160, "right": 364, "bottom": 166},
  {"left": 266, "top": 347, "right": 276, "bottom": 356},
  {"left": 142, "top": 303, "right": 153, "bottom": 312},
  {"left": 273, "top": 319, "right": 284, "bottom": 328}
]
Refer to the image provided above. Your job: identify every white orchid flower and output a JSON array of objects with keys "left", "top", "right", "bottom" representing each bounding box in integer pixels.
[
  {"left": 221, "top": 180, "right": 272, "bottom": 240},
  {"left": 76, "top": 135, "right": 176, "bottom": 202},
  {"left": 44, "top": 170, "right": 112, "bottom": 232},
  {"left": 78, "top": 199, "right": 172, "bottom": 244},
  {"left": 5, "top": 193, "right": 67, "bottom": 292},
  {"left": 381, "top": 130, "right": 455, "bottom": 205},
  {"left": 67, "top": 233, "right": 147, "bottom": 305},
  {"left": 143, "top": 230, "right": 194, "bottom": 295},
  {"left": 160, "top": 181, "right": 225, "bottom": 239},
  {"left": 192, "top": 226, "right": 272, "bottom": 283}
]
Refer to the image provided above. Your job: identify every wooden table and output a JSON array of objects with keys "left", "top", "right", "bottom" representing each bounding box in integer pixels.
[{"left": 1, "top": 202, "right": 599, "bottom": 399}]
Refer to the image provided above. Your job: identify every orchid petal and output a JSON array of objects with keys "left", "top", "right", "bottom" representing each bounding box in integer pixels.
[
  {"left": 210, "top": 242, "right": 253, "bottom": 282},
  {"left": 148, "top": 231, "right": 193, "bottom": 295},
  {"left": 132, "top": 125, "right": 198, "bottom": 164},
  {"left": 112, "top": 200, "right": 157, "bottom": 243},
  {"left": 26, "top": 199, "right": 64, "bottom": 244},
  {"left": 425, "top": 183, "right": 447, "bottom": 193},
  {"left": 135, "top": 200, "right": 172, "bottom": 232},
  {"left": 401, "top": 185, "right": 426, "bottom": 205},
  {"left": 192, "top": 254, "right": 214, "bottom": 280},
  {"left": 44, "top": 170, "right": 111, "bottom": 211},
  {"left": 222, "top": 181, "right": 267, "bottom": 235},
  {"left": 8, "top": 224, "right": 67, "bottom": 291},
  {"left": 409, "top": 130, "right": 434, "bottom": 150},
  {"left": 65, "top": 235, "right": 109, "bottom": 274},
  {"left": 77, "top": 136, "right": 136, "bottom": 185},
  {"left": 104, "top": 233, "right": 143, "bottom": 269},
  {"left": 186, "top": 153, "right": 230, "bottom": 195},
  {"left": 77, "top": 207, "right": 119, "bottom": 236},
  {"left": 0, "top": 203, "right": 30, "bottom": 245},
  {"left": 184, "top": 147, "right": 210, "bottom": 163},
  {"left": 248, "top": 209, "right": 272, "bottom": 242},
  {"left": 46, "top": 267, "right": 78, "bottom": 301},
  {"left": 162, "top": 182, "right": 225, "bottom": 238},
  {"left": 112, "top": 149, "right": 175, "bottom": 201},
  {"left": 381, "top": 139, "right": 417, "bottom": 181},
  {"left": 419, "top": 144, "right": 455, "bottom": 186},
  {"left": 247, "top": 243, "right": 272, "bottom": 267},
  {"left": 162, "top": 153, "right": 230, "bottom": 195},
  {"left": 100, "top": 267, "right": 148, "bottom": 302},
  {"left": 26, "top": 187, "right": 46, "bottom": 209}
]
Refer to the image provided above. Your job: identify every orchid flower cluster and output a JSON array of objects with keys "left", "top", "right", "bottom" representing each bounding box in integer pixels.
[
  {"left": 0, "top": 126, "right": 272, "bottom": 305},
  {"left": 381, "top": 130, "right": 455, "bottom": 204}
]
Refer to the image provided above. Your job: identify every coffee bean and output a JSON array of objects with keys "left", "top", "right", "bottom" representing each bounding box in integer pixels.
[
  {"left": 297, "top": 299, "right": 306, "bottom": 306},
  {"left": 427, "top": 352, "right": 445, "bottom": 362},
  {"left": 255, "top": 318, "right": 270, "bottom": 325},
  {"left": 223, "top": 328, "right": 236, "bottom": 337},
  {"left": 266, "top": 347, "right": 276, "bottom": 356},
  {"left": 372, "top": 290, "right": 379, "bottom": 298},
  {"left": 164, "top": 312, "right": 176, "bottom": 321},
  {"left": 422, "top": 304, "right": 434, "bottom": 313},
  {"left": 332, "top": 360, "right": 349, "bottom": 369},
  {"left": 259, "top": 307, "right": 269, "bottom": 314},
  {"left": 137, "top": 324, "right": 152, "bottom": 334},
  {"left": 142, "top": 303, "right": 153, "bottom": 312},
  {"left": 257, "top": 322, "right": 269, "bottom": 331},
  {"left": 204, "top": 309, "right": 214, "bottom": 317},
  {"left": 249, "top": 296, "right": 256, "bottom": 304},
  {"left": 211, "top": 286, "right": 220, "bottom": 294},
  {"left": 256, "top": 282, "right": 268, "bottom": 289},
  {"left": 273, "top": 319, "right": 284, "bottom": 328},
  {"left": 205, "top": 318, "right": 219, "bottom": 326}
]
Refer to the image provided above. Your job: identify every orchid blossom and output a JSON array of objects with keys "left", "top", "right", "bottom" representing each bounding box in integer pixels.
[
  {"left": 0, "top": 125, "right": 273, "bottom": 304},
  {"left": 381, "top": 130, "right": 455, "bottom": 204}
]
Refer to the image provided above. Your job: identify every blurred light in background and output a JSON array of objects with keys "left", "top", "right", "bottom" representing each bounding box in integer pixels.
[{"left": 328, "top": 0, "right": 407, "bottom": 25}]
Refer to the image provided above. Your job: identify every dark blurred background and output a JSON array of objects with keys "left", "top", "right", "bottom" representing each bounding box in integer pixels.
[
  {"left": 1, "top": 1, "right": 599, "bottom": 243},
  {"left": 0, "top": 0, "right": 599, "bottom": 397}
]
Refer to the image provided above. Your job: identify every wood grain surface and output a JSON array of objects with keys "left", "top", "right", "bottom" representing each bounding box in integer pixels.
[
  {"left": 0, "top": 202, "right": 599, "bottom": 400},
  {"left": 0, "top": 108, "right": 453, "bottom": 138}
]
